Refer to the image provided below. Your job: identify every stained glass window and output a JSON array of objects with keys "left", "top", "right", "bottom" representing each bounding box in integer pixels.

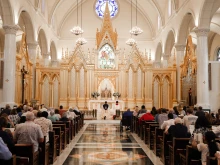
[
  {"left": 95, "top": 0, "right": 118, "bottom": 18},
  {"left": 98, "top": 44, "right": 115, "bottom": 69},
  {"left": 217, "top": 48, "right": 220, "bottom": 61}
]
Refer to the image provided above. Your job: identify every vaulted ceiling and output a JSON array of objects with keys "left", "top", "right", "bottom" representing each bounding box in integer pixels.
[{"left": 34, "top": 0, "right": 184, "bottom": 39}]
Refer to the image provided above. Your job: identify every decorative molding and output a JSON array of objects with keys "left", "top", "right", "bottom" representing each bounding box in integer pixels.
[
  {"left": 3, "top": 25, "right": 20, "bottom": 34},
  {"left": 194, "top": 28, "right": 210, "bottom": 37}
]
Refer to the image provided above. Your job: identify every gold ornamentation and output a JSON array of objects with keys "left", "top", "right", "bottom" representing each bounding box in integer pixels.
[
  {"left": 96, "top": 2, "right": 117, "bottom": 50},
  {"left": 180, "top": 35, "right": 197, "bottom": 78}
]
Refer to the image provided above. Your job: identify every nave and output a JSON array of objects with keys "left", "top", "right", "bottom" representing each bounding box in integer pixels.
[{"left": 53, "top": 120, "right": 162, "bottom": 165}]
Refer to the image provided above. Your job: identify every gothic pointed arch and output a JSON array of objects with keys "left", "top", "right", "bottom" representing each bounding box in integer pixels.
[{"left": 18, "top": 10, "right": 35, "bottom": 44}]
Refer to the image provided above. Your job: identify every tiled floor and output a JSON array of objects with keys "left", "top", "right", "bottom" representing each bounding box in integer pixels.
[{"left": 53, "top": 120, "right": 163, "bottom": 165}]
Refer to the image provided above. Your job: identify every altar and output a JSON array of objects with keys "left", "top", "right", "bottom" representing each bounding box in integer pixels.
[{"left": 88, "top": 100, "right": 124, "bottom": 111}]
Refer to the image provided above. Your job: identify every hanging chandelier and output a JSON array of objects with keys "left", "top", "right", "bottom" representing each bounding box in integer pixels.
[
  {"left": 70, "top": 26, "right": 83, "bottom": 35},
  {"left": 126, "top": 38, "right": 137, "bottom": 46},
  {"left": 70, "top": 0, "right": 83, "bottom": 35},
  {"left": 130, "top": 0, "right": 143, "bottom": 36},
  {"left": 126, "top": 0, "right": 136, "bottom": 46},
  {"left": 76, "top": 37, "right": 87, "bottom": 45},
  {"left": 76, "top": 0, "right": 87, "bottom": 45},
  {"left": 130, "top": 26, "right": 143, "bottom": 36}
]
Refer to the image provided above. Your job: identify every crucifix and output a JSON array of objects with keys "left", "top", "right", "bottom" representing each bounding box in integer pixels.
[{"left": 21, "top": 65, "right": 28, "bottom": 104}]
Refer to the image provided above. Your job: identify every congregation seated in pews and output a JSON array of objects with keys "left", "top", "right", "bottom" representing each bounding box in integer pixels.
[
  {"left": 131, "top": 105, "right": 220, "bottom": 165},
  {"left": 0, "top": 103, "right": 84, "bottom": 165}
]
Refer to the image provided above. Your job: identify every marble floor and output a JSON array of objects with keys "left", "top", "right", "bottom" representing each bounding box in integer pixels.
[{"left": 53, "top": 120, "right": 163, "bottom": 165}]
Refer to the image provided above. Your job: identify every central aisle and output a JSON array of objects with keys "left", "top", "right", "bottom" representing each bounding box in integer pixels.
[{"left": 54, "top": 120, "right": 163, "bottom": 165}]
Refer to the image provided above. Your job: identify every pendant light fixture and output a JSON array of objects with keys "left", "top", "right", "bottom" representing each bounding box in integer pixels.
[
  {"left": 130, "top": 0, "right": 143, "bottom": 36},
  {"left": 76, "top": 0, "right": 87, "bottom": 45},
  {"left": 126, "top": 0, "right": 137, "bottom": 46},
  {"left": 70, "top": 0, "right": 83, "bottom": 35}
]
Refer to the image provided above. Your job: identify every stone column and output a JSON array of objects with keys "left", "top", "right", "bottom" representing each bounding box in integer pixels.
[
  {"left": 43, "top": 53, "right": 50, "bottom": 67},
  {"left": 27, "top": 42, "right": 38, "bottom": 99},
  {"left": 175, "top": 44, "right": 185, "bottom": 102},
  {"left": 51, "top": 60, "right": 59, "bottom": 67},
  {"left": 194, "top": 28, "right": 210, "bottom": 108},
  {"left": 2, "top": 25, "right": 19, "bottom": 106}
]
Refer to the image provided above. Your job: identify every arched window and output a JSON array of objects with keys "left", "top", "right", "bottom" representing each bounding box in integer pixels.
[
  {"left": 217, "top": 48, "right": 220, "bottom": 61},
  {"left": 98, "top": 44, "right": 115, "bottom": 69},
  {"left": 95, "top": 0, "right": 118, "bottom": 18}
]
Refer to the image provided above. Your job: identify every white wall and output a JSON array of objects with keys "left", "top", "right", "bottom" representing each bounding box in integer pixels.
[{"left": 209, "top": 62, "right": 220, "bottom": 112}]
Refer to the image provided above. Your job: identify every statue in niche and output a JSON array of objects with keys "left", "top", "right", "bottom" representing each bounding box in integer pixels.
[{"left": 101, "top": 86, "right": 111, "bottom": 99}]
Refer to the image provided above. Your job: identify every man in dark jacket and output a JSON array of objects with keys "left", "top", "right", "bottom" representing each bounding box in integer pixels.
[
  {"left": 103, "top": 101, "right": 109, "bottom": 120},
  {"left": 168, "top": 117, "right": 190, "bottom": 139}
]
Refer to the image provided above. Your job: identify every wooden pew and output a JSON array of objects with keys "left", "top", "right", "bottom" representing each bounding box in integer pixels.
[
  {"left": 39, "top": 136, "right": 49, "bottom": 165},
  {"left": 207, "top": 156, "right": 217, "bottom": 165},
  {"left": 135, "top": 117, "right": 139, "bottom": 134},
  {"left": 168, "top": 138, "right": 190, "bottom": 165},
  {"left": 160, "top": 132, "right": 172, "bottom": 165},
  {"left": 49, "top": 131, "right": 58, "bottom": 164},
  {"left": 53, "top": 127, "right": 62, "bottom": 156},
  {"left": 139, "top": 120, "right": 145, "bottom": 139},
  {"left": 154, "top": 128, "right": 163, "bottom": 156},
  {"left": 148, "top": 123, "right": 159, "bottom": 149},
  {"left": 53, "top": 121, "right": 71, "bottom": 144},
  {"left": 14, "top": 144, "right": 39, "bottom": 165},
  {"left": 179, "top": 145, "right": 201, "bottom": 165},
  {"left": 144, "top": 121, "right": 157, "bottom": 145},
  {"left": 52, "top": 124, "right": 67, "bottom": 149},
  {"left": 132, "top": 116, "right": 136, "bottom": 133}
]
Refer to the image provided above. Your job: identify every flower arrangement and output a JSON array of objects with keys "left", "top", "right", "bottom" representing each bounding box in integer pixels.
[
  {"left": 113, "top": 92, "right": 121, "bottom": 98},
  {"left": 91, "top": 92, "right": 100, "bottom": 98}
]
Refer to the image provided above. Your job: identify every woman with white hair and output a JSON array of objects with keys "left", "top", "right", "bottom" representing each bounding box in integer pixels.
[
  {"left": 48, "top": 111, "right": 59, "bottom": 122},
  {"left": 67, "top": 108, "right": 77, "bottom": 120}
]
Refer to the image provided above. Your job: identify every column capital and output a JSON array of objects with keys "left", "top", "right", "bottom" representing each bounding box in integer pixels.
[
  {"left": 43, "top": 53, "right": 50, "bottom": 59},
  {"left": 194, "top": 28, "right": 210, "bottom": 37},
  {"left": 3, "top": 25, "right": 20, "bottom": 35},
  {"left": 163, "top": 54, "right": 170, "bottom": 60},
  {"left": 27, "top": 42, "right": 38, "bottom": 49},
  {"left": 175, "top": 44, "right": 185, "bottom": 51}
]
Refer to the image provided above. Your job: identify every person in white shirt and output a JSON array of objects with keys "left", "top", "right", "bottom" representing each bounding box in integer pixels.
[
  {"left": 161, "top": 113, "right": 175, "bottom": 132},
  {"left": 183, "top": 108, "right": 198, "bottom": 131},
  {"left": 67, "top": 108, "right": 78, "bottom": 119},
  {"left": 192, "top": 131, "right": 220, "bottom": 165}
]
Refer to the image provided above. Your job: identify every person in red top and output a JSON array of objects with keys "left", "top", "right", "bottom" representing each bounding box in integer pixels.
[{"left": 139, "top": 110, "right": 154, "bottom": 124}]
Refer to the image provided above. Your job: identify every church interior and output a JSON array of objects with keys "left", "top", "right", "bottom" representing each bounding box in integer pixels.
[{"left": 0, "top": 0, "right": 220, "bottom": 164}]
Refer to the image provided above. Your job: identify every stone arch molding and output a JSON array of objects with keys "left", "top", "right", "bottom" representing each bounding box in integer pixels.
[
  {"left": 199, "top": 0, "right": 220, "bottom": 29},
  {"left": 164, "top": 30, "right": 176, "bottom": 57},
  {"left": 17, "top": 10, "right": 36, "bottom": 44},
  {"left": 38, "top": 28, "right": 48, "bottom": 56},
  {"left": 177, "top": 12, "right": 195, "bottom": 45},
  {"left": 0, "top": 0, "right": 14, "bottom": 25}
]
